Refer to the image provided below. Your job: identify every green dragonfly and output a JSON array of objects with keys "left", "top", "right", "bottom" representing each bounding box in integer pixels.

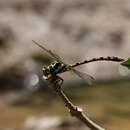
[{"left": 32, "top": 40, "right": 124, "bottom": 86}]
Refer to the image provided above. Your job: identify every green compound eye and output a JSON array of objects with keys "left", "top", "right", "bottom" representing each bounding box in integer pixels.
[{"left": 42, "top": 66, "right": 50, "bottom": 76}]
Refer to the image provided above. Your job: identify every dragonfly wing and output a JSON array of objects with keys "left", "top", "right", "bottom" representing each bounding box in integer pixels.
[
  {"left": 32, "top": 40, "right": 94, "bottom": 85},
  {"left": 32, "top": 40, "right": 63, "bottom": 63},
  {"left": 70, "top": 68, "right": 95, "bottom": 85}
]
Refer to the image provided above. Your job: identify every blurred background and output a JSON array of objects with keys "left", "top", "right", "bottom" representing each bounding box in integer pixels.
[{"left": 0, "top": 0, "right": 130, "bottom": 130}]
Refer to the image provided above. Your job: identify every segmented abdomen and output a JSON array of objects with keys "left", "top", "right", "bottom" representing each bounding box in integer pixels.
[{"left": 70, "top": 56, "right": 124, "bottom": 68}]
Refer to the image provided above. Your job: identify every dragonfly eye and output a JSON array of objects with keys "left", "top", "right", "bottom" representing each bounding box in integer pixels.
[{"left": 42, "top": 66, "right": 50, "bottom": 76}]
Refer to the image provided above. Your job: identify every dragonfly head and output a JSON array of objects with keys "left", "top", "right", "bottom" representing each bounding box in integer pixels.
[{"left": 42, "top": 66, "right": 51, "bottom": 80}]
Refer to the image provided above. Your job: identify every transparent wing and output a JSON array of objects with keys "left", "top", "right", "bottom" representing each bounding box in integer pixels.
[
  {"left": 70, "top": 68, "right": 95, "bottom": 85},
  {"left": 32, "top": 40, "right": 63, "bottom": 63},
  {"left": 32, "top": 40, "right": 94, "bottom": 85},
  {"left": 61, "top": 62, "right": 95, "bottom": 85}
]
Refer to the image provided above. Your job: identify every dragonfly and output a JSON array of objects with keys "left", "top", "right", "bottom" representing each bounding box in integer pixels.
[{"left": 32, "top": 40, "right": 124, "bottom": 87}]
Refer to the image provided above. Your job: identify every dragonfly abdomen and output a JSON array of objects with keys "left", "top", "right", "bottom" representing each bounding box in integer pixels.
[{"left": 70, "top": 56, "right": 124, "bottom": 68}]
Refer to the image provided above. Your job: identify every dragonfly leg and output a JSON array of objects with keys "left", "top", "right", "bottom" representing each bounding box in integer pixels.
[
  {"left": 54, "top": 76, "right": 64, "bottom": 91},
  {"left": 46, "top": 75, "right": 64, "bottom": 90},
  {"left": 56, "top": 76, "right": 64, "bottom": 86}
]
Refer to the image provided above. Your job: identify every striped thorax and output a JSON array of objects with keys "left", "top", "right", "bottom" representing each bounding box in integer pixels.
[{"left": 42, "top": 61, "right": 68, "bottom": 80}]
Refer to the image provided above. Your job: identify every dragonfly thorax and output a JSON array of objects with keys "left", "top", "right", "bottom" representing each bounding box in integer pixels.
[{"left": 42, "top": 61, "right": 68, "bottom": 80}]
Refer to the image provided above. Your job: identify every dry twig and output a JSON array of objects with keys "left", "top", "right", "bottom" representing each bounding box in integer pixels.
[{"left": 47, "top": 79, "right": 106, "bottom": 130}]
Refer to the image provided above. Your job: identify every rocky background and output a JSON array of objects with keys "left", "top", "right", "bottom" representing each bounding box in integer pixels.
[
  {"left": 0, "top": 0, "right": 130, "bottom": 80},
  {"left": 0, "top": 0, "right": 130, "bottom": 130}
]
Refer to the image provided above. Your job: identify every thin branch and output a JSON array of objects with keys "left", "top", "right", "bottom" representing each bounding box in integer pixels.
[{"left": 48, "top": 80, "right": 106, "bottom": 130}]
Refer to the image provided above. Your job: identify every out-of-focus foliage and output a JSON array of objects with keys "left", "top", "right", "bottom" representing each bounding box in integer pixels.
[{"left": 121, "top": 58, "right": 130, "bottom": 70}]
